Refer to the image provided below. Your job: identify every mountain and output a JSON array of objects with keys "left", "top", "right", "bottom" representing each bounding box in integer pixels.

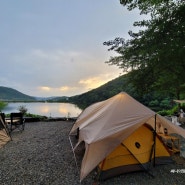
[
  {"left": 0, "top": 73, "right": 175, "bottom": 112},
  {"left": 68, "top": 73, "right": 177, "bottom": 111},
  {"left": 68, "top": 74, "right": 135, "bottom": 109},
  {"left": 0, "top": 74, "right": 132, "bottom": 103},
  {"left": 0, "top": 86, "right": 36, "bottom": 101},
  {"left": 32, "top": 95, "right": 69, "bottom": 101},
  {"left": 0, "top": 86, "right": 69, "bottom": 102}
]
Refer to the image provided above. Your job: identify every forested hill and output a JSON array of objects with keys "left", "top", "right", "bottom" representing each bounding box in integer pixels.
[
  {"left": 0, "top": 86, "right": 36, "bottom": 101},
  {"left": 68, "top": 73, "right": 179, "bottom": 111},
  {"left": 0, "top": 72, "right": 180, "bottom": 111},
  {"left": 68, "top": 74, "right": 136, "bottom": 109}
]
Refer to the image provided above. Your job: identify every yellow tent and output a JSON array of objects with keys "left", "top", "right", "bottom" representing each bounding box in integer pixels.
[
  {"left": 69, "top": 92, "right": 185, "bottom": 181},
  {"left": 98, "top": 123, "right": 171, "bottom": 180}
]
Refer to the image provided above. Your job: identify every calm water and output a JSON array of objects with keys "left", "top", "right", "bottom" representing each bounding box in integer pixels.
[{"left": 3, "top": 102, "right": 82, "bottom": 118}]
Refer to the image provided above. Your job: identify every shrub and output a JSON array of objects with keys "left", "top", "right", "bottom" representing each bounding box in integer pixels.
[
  {"left": 17, "top": 105, "right": 28, "bottom": 115},
  {"left": 158, "top": 105, "right": 179, "bottom": 116},
  {"left": 0, "top": 101, "right": 7, "bottom": 111},
  {"left": 149, "top": 99, "right": 159, "bottom": 107},
  {"left": 159, "top": 98, "right": 172, "bottom": 109},
  {"left": 158, "top": 109, "right": 172, "bottom": 116}
]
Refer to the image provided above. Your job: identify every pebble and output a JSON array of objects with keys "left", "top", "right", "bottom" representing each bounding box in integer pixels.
[{"left": 0, "top": 121, "right": 185, "bottom": 185}]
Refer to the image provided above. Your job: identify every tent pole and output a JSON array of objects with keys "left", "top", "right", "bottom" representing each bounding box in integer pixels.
[
  {"left": 153, "top": 114, "right": 157, "bottom": 167},
  {"left": 122, "top": 141, "right": 154, "bottom": 177}
]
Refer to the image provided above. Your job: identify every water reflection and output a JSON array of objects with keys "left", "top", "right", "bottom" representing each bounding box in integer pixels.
[{"left": 3, "top": 102, "right": 82, "bottom": 118}]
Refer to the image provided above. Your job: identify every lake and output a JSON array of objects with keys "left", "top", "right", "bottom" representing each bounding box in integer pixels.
[{"left": 2, "top": 102, "right": 82, "bottom": 118}]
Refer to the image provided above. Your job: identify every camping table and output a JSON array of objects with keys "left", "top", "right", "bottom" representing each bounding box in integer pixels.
[{"left": 157, "top": 133, "right": 180, "bottom": 153}]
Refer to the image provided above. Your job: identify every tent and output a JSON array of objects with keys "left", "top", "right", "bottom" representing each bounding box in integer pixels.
[
  {"left": 0, "top": 114, "right": 11, "bottom": 148},
  {"left": 69, "top": 92, "right": 185, "bottom": 181},
  {"left": 98, "top": 123, "right": 172, "bottom": 180}
]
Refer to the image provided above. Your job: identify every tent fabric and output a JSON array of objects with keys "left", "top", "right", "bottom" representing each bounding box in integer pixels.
[
  {"left": 69, "top": 92, "right": 185, "bottom": 181},
  {"left": 98, "top": 124, "right": 171, "bottom": 180},
  {"left": 0, "top": 116, "right": 11, "bottom": 148},
  {"left": 70, "top": 92, "right": 155, "bottom": 144}
]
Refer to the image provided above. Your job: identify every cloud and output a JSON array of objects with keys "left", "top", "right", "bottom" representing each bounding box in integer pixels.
[
  {"left": 3, "top": 48, "right": 121, "bottom": 96},
  {"left": 60, "top": 86, "right": 70, "bottom": 91},
  {"left": 0, "top": 0, "right": 143, "bottom": 97},
  {"left": 0, "top": 47, "right": 121, "bottom": 97},
  {"left": 39, "top": 86, "right": 51, "bottom": 91},
  {"left": 78, "top": 73, "right": 118, "bottom": 91},
  {"left": 38, "top": 86, "right": 79, "bottom": 97}
]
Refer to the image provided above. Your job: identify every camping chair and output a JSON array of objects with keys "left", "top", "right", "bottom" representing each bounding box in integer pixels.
[
  {"left": 10, "top": 112, "right": 25, "bottom": 132},
  {"left": 0, "top": 112, "right": 9, "bottom": 131},
  {"left": 0, "top": 112, "right": 12, "bottom": 140},
  {"left": 0, "top": 113, "right": 5, "bottom": 129}
]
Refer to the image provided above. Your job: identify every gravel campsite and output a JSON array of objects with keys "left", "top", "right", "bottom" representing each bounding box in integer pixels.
[{"left": 0, "top": 121, "right": 185, "bottom": 185}]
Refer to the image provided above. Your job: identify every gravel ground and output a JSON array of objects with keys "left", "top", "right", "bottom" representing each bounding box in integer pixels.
[{"left": 0, "top": 121, "right": 185, "bottom": 185}]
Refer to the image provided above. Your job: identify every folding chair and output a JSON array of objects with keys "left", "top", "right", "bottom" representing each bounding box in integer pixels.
[
  {"left": 0, "top": 112, "right": 9, "bottom": 131},
  {"left": 10, "top": 112, "right": 25, "bottom": 132},
  {"left": 0, "top": 112, "right": 12, "bottom": 140},
  {"left": 0, "top": 113, "right": 6, "bottom": 130}
]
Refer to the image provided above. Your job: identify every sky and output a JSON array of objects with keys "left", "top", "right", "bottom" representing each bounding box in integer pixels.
[{"left": 0, "top": 0, "right": 141, "bottom": 97}]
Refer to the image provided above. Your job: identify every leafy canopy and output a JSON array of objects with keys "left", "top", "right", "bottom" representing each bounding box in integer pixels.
[{"left": 104, "top": 0, "right": 185, "bottom": 99}]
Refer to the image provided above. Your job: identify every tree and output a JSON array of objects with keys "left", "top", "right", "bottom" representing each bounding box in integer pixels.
[{"left": 104, "top": 0, "right": 185, "bottom": 99}]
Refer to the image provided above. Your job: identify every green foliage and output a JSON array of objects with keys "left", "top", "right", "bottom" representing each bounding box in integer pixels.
[
  {"left": 159, "top": 98, "right": 172, "bottom": 109},
  {"left": 0, "top": 101, "right": 7, "bottom": 111},
  {"left": 157, "top": 109, "right": 172, "bottom": 116},
  {"left": 25, "top": 113, "right": 47, "bottom": 120},
  {"left": 120, "top": 0, "right": 183, "bottom": 15},
  {"left": 149, "top": 99, "right": 159, "bottom": 107},
  {"left": 171, "top": 105, "right": 179, "bottom": 114},
  {"left": 179, "top": 103, "right": 185, "bottom": 110},
  {"left": 104, "top": 0, "right": 185, "bottom": 99},
  {"left": 68, "top": 73, "right": 178, "bottom": 112},
  {"left": 17, "top": 105, "right": 28, "bottom": 115},
  {"left": 158, "top": 104, "right": 179, "bottom": 116}
]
